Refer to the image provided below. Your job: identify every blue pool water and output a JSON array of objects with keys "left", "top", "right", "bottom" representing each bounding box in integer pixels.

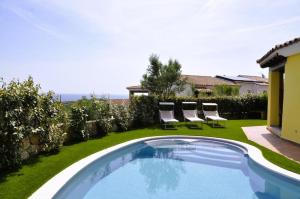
[{"left": 54, "top": 139, "right": 300, "bottom": 199}]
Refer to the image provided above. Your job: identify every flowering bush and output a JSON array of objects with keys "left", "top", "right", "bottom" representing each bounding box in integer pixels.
[
  {"left": 93, "top": 100, "right": 113, "bottom": 136},
  {"left": 0, "top": 77, "right": 65, "bottom": 170},
  {"left": 69, "top": 106, "right": 89, "bottom": 142},
  {"left": 35, "top": 92, "right": 66, "bottom": 152},
  {"left": 112, "top": 105, "right": 133, "bottom": 132}
]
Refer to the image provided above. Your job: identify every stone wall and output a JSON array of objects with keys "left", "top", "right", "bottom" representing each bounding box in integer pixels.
[
  {"left": 19, "top": 120, "right": 118, "bottom": 161},
  {"left": 86, "top": 120, "right": 118, "bottom": 138},
  {"left": 20, "top": 135, "right": 41, "bottom": 160},
  {"left": 86, "top": 120, "right": 99, "bottom": 138}
]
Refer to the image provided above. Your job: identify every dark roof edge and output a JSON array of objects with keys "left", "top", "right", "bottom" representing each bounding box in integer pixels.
[{"left": 257, "top": 37, "right": 300, "bottom": 64}]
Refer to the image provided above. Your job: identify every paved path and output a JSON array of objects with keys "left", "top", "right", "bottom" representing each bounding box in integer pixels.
[{"left": 242, "top": 126, "right": 300, "bottom": 163}]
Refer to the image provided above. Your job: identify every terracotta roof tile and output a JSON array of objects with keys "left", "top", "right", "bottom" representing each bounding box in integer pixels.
[
  {"left": 181, "top": 75, "right": 236, "bottom": 87},
  {"left": 257, "top": 37, "right": 300, "bottom": 64},
  {"left": 126, "top": 85, "right": 147, "bottom": 92},
  {"left": 110, "top": 99, "right": 129, "bottom": 105},
  {"left": 127, "top": 75, "right": 237, "bottom": 92}
]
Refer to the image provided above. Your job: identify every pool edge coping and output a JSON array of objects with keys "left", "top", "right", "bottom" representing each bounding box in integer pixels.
[{"left": 29, "top": 135, "right": 300, "bottom": 199}]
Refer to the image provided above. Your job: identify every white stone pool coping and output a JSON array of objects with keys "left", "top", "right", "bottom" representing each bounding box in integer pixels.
[{"left": 29, "top": 136, "right": 300, "bottom": 199}]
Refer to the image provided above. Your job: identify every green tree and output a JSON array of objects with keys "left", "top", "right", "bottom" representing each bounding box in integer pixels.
[{"left": 141, "top": 54, "right": 185, "bottom": 98}]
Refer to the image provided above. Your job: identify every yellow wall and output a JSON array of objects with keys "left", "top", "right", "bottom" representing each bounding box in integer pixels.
[
  {"left": 281, "top": 53, "right": 300, "bottom": 144},
  {"left": 267, "top": 71, "right": 280, "bottom": 127}
]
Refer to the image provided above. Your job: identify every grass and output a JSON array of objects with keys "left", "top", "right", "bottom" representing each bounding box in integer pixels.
[{"left": 1, "top": 120, "right": 300, "bottom": 199}]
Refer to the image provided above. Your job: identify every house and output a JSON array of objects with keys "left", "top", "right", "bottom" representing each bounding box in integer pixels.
[
  {"left": 257, "top": 37, "right": 300, "bottom": 144},
  {"left": 216, "top": 75, "right": 268, "bottom": 95},
  {"left": 126, "top": 85, "right": 148, "bottom": 97},
  {"left": 127, "top": 75, "right": 236, "bottom": 97},
  {"left": 178, "top": 75, "right": 236, "bottom": 97}
]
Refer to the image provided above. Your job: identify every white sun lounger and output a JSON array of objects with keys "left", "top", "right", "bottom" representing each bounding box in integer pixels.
[
  {"left": 159, "top": 102, "right": 178, "bottom": 129},
  {"left": 202, "top": 103, "right": 227, "bottom": 127},
  {"left": 182, "top": 102, "right": 204, "bottom": 128}
]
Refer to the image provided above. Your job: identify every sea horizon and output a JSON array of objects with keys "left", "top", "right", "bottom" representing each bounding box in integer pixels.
[{"left": 57, "top": 93, "right": 129, "bottom": 102}]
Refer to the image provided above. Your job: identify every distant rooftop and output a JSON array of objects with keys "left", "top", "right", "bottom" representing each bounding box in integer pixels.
[
  {"left": 127, "top": 75, "right": 236, "bottom": 92},
  {"left": 238, "top": 75, "right": 268, "bottom": 83},
  {"left": 181, "top": 75, "right": 235, "bottom": 87},
  {"left": 127, "top": 74, "right": 268, "bottom": 92},
  {"left": 126, "top": 85, "right": 147, "bottom": 92},
  {"left": 216, "top": 75, "right": 268, "bottom": 83},
  {"left": 216, "top": 75, "right": 256, "bottom": 82}
]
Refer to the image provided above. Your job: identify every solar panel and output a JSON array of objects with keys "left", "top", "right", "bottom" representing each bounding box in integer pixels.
[{"left": 218, "top": 75, "right": 255, "bottom": 82}]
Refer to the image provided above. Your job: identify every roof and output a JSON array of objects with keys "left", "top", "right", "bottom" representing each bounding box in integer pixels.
[
  {"left": 182, "top": 75, "right": 235, "bottom": 87},
  {"left": 110, "top": 99, "right": 129, "bottom": 105},
  {"left": 216, "top": 75, "right": 256, "bottom": 82},
  {"left": 126, "top": 85, "right": 148, "bottom": 92},
  {"left": 238, "top": 75, "right": 268, "bottom": 83},
  {"left": 216, "top": 75, "right": 268, "bottom": 84},
  {"left": 127, "top": 75, "right": 236, "bottom": 92},
  {"left": 257, "top": 37, "right": 300, "bottom": 66}
]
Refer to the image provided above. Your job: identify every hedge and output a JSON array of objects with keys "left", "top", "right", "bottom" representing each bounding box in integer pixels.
[{"left": 130, "top": 95, "right": 268, "bottom": 126}]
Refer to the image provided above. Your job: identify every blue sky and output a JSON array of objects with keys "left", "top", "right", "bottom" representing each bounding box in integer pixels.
[{"left": 1, "top": 0, "right": 300, "bottom": 94}]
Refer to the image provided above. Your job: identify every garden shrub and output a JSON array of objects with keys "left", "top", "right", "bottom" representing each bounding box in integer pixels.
[
  {"left": 93, "top": 100, "right": 113, "bottom": 136},
  {"left": 69, "top": 98, "right": 114, "bottom": 137},
  {"left": 0, "top": 77, "right": 66, "bottom": 170},
  {"left": 69, "top": 106, "right": 89, "bottom": 142},
  {"left": 112, "top": 104, "right": 133, "bottom": 132},
  {"left": 213, "top": 84, "right": 240, "bottom": 96},
  {"left": 74, "top": 96, "right": 102, "bottom": 121},
  {"left": 35, "top": 92, "right": 66, "bottom": 152},
  {"left": 130, "top": 95, "right": 159, "bottom": 127}
]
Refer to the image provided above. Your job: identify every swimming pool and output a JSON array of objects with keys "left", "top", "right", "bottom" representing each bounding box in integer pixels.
[{"left": 31, "top": 137, "right": 300, "bottom": 199}]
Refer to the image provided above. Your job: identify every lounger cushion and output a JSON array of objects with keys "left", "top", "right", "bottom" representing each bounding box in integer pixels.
[
  {"left": 203, "top": 111, "right": 219, "bottom": 117},
  {"left": 203, "top": 110, "right": 227, "bottom": 121},
  {"left": 206, "top": 116, "right": 227, "bottom": 121},
  {"left": 183, "top": 110, "right": 204, "bottom": 122},
  {"left": 185, "top": 117, "right": 204, "bottom": 122},
  {"left": 160, "top": 110, "right": 178, "bottom": 123},
  {"left": 162, "top": 118, "right": 179, "bottom": 123}
]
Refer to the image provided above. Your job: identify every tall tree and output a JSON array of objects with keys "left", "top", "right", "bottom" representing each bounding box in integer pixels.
[{"left": 141, "top": 54, "right": 185, "bottom": 98}]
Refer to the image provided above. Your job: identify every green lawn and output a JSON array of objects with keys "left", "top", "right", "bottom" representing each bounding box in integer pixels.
[{"left": 1, "top": 120, "right": 300, "bottom": 199}]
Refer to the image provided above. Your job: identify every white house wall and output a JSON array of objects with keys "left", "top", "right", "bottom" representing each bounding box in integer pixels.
[
  {"left": 176, "top": 84, "right": 194, "bottom": 97},
  {"left": 239, "top": 83, "right": 268, "bottom": 95}
]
